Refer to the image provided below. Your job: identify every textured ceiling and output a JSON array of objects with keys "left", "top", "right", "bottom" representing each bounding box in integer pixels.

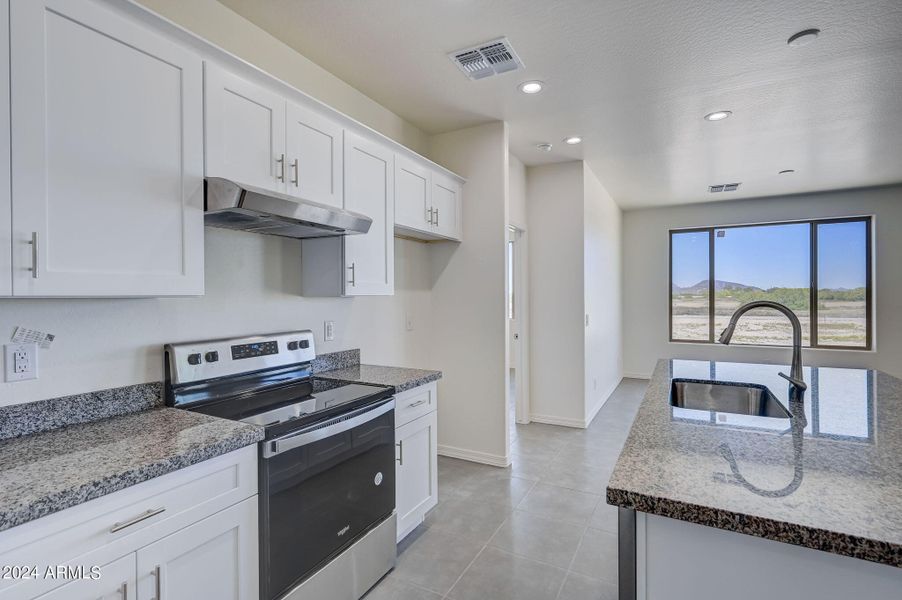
[{"left": 218, "top": 0, "right": 902, "bottom": 209}]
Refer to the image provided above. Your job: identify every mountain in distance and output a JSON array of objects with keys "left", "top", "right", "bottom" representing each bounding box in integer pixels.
[{"left": 672, "top": 279, "right": 763, "bottom": 294}]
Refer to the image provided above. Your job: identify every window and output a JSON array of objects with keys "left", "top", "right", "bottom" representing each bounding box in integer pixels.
[{"left": 670, "top": 217, "right": 871, "bottom": 349}]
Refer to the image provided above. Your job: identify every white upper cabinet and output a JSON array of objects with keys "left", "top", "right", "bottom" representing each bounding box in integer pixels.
[
  {"left": 393, "top": 154, "right": 463, "bottom": 242},
  {"left": 204, "top": 63, "right": 286, "bottom": 193},
  {"left": 0, "top": 0, "right": 10, "bottom": 297},
  {"left": 430, "top": 172, "right": 463, "bottom": 240},
  {"left": 343, "top": 131, "right": 394, "bottom": 295},
  {"left": 9, "top": 0, "right": 204, "bottom": 297},
  {"left": 286, "top": 101, "right": 344, "bottom": 207},
  {"left": 395, "top": 155, "right": 431, "bottom": 233}
]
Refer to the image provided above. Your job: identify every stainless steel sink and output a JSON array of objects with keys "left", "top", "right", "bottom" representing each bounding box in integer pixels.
[{"left": 669, "top": 379, "right": 791, "bottom": 418}]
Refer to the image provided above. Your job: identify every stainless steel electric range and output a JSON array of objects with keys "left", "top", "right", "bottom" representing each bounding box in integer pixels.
[{"left": 164, "top": 331, "right": 397, "bottom": 600}]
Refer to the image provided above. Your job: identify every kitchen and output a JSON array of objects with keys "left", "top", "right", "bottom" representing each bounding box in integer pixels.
[{"left": 0, "top": 1, "right": 900, "bottom": 599}]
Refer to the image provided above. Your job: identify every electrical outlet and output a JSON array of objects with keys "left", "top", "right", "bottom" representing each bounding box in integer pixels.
[
  {"left": 5, "top": 343, "right": 38, "bottom": 382},
  {"left": 324, "top": 321, "right": 335, "bottom": 341},
  {"left": 405, "top": 313, "right": 414, "bottom": 331}
]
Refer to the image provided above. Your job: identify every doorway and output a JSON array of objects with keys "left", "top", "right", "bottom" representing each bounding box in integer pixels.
[{"left": 507, "top": 225, "right": 529, "bottom": 426}]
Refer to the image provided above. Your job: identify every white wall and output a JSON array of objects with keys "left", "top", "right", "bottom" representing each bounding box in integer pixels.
[
  {"left": 622, "top": 185, "right": 902, "bottom": 379},
  {"left": 508, "top": 154, "right": 528, "bottom": 230},
  {"left": 526, "top": 162, "right": 588, "bottom": 426},
  {"left": 428, "top": 122, "right": 510, "bottom": 467},
  {"left": 134, "top": 0, "right": 428, "bottom": 154},
  {"left": 0, "top": 234, "right": 433, "bottom": 405},
  {"left": 526, "top": 162, "right": 623, "bottom": 427},
  {"left": 583, "top": 164, "right": 623, "bottom": 421}
]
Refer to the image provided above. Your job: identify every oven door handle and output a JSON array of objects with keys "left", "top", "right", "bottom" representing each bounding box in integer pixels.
[{"left": 263, "top": 398, "right": 395, "bottom": 458}]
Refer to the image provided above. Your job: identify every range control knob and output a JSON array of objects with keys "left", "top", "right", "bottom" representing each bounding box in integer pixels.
[
  {"left": 287, "top": 341, "right": 299, "bottom": 351},
  {"left": 187, "top": 353, "right": 202, "bottom": 365},
  {"left": 205, "top": 351, "right": 219, "bottom": 363},
  {"left": 299, "top": 339, "right": 310, "bottom": 349}
]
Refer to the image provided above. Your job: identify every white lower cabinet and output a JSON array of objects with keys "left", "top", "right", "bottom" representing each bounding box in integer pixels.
[
  {"left": 394, "top": 383, "right": 439, "bottom": 542},
  {"left": 136, "top": 497, "right": 258, "bottom": 600},
  {"left": 0, "top": 446, "right": 259, "bottom": 600},
  {"left": 34, "top": 554, "right": 135, "bottom": 600}
]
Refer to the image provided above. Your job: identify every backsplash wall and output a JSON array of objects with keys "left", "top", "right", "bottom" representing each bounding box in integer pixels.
[{"left": 0, "top": 230, "right": 434, "bottom": 406}]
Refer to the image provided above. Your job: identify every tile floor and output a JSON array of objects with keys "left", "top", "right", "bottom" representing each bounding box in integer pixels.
[{"left": 365, "top": 378, "right": 648, "bottom": 600}]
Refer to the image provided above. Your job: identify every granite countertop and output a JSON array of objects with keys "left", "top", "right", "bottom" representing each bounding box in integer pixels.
[
  {"left": 316, "top": 364, "right": 442, "bottom": 393},
  {"left": 0, "top": 408, "right": 264, "bottom": 532},
  {"left": 607, "top": 359, "right": 902, "bottom": 567}
]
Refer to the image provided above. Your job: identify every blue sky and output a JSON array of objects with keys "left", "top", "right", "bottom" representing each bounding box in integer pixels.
[{"left": 672, "top": 221, "right": 867, "bottom": 290}]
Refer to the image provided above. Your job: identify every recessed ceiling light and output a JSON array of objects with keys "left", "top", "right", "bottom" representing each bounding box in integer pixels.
[
  {"left": 787, "top": 29, "right": 820, "bottom": 47},
  {"left": 536, "top": 143, "right": 553, "bottom": 152},
  {"left": 563, "top": 136, "right": 582, "bottom": 145},
  {"left": 704, "top": 110, "right": 732, "bottom": 122},
  {"left": 519, "top": 81, "right": 544, "bottom": 94},
  {"left": 779, "top": 169, "right": 796, "bottom": 174}
]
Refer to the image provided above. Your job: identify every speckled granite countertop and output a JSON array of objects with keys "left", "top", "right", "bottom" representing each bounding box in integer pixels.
[
  {"left": 607, "top": 359, "right": 902, "bottom": 567},
  {"left": 0, "top": 408, "right": 263, "bottom": 532},
  {"left": 316, "top": 364, "right": 442, "bottom": 393}
]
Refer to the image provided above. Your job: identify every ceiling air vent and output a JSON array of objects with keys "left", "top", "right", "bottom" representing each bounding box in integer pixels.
[
  {"left": 709, "top": 183, "right": 741, "bottom": 193},
  {"left": 449, "top": 37, "right": 524, "bottom": 80}
]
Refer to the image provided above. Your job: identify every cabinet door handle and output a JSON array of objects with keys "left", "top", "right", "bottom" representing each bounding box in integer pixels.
[
  {"left": 291, "top": 158, "right": 299, "bottom": 187},
  {"left": 29, "top": 232, "right": 38, "bottom": 278},
  {"left": 407, "top": 399, "right": 427, "bottom": 408},
  {"left": 151, "top": 565, "right": 161, "bottom": 600},
  {"left": 434, "top": 208, "right": 439, "bottom": 227},
  {"left": 276, "top": 153, "right": 285, "bottom": 182},
  {"left": 119, "top": 581, "right": 128, "bottom": 599},
  {"left": 396, "top": 440, "right": 403, "bottom": 465},
  {"left": 109, "top": 507, "right": 166, "bottom": 533},
  {"left": 347, "top": 262, "right": 356, "bottom": 287},
  {"left": 426, "top": 207, "right": 434, "bottom": 225}
]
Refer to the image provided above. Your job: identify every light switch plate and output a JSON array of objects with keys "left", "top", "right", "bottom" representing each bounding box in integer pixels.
[
  {"left": 5, "top": 343, "right": 38, "bottom": 382},
  {"left": 324, "top": 321, "right": 335, "bottom": 341}
]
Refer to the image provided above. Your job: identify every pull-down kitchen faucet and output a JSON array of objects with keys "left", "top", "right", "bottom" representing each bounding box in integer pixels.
[{"left": 718, "top": 300, "right": 807, "bottom": 393}]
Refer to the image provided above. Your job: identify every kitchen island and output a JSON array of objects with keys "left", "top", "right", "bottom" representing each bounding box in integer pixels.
[{"left": 607, "top": 359, "right": 902, "bottom": 600}]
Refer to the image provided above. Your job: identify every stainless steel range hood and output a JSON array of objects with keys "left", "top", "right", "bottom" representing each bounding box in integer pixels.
[{"left": 204, "top": 177, "right": 371, "bottom": 239}]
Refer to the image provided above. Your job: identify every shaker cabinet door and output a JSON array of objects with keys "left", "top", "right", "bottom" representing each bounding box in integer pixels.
[
  {"left": 135, "top": 497, "right": 258, "bottom": 600},
  {"left": 205, "top": 63, "right": 287, "bottom": 194},
  {"left": 394, "top": 155, "right": 431, "bottom": 233},
  {"left": 395, "top": 411, "right": 438, "bottom": 541},
  {"left": 34, "top": 553, "right": 136, "bottom": 600},
  {"left": 430, "top": 172, "right": 462, "bottom": 241},
  {"left": 286, "top": 101, "right": 344, "bottom": 208},
  {"left": 9, "top": 0, "right": 204, "bottom": 296},
  {"left": 343, "top": 131, "right": 394, "bottom": 296}
]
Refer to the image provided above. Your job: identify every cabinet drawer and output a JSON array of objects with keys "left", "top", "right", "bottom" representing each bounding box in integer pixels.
[
  {"left": 394, "top": 382, "right": 437, "bottom": 428},
  {"left": 0, "top": 446, "right": 257, "bottom": 600}
]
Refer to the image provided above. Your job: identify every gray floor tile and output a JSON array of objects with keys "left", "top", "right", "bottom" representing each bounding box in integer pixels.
[
  {"left": 557, "top": 572, "right": 618, "bottom": 600},
  {"left": 587, "top": 501, "right": 619, "bottom": 534},
  {"left": 446, "top": 547, "right": 567, "bottom": 600},
  {"left": 457, "top": 473, "right": 536, "bottom": 507},
  {"left": 424, "top": 496, "right": 511, "bottom": 544},
  {"left": 540, "top": 462, "right": 613, "bottom": 495},
  {"left": 518, "top": 483, "right": 601, "bottom": 525},
  {"left": 363, "top": 574, "right": 444, "bottom": 600},
  {"left": 391, "top": 527, "right": 485, "bottom": 595},
  {"left": 570, "top": 528, "right": 618, "bottom": 584},
  {"left": 488, "top": 510, "right": 585, "bottom": 568}
]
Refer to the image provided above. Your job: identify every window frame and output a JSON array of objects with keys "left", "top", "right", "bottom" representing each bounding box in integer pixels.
[{"left": 669, "top": 216, "right": 873, "bottom": 350}]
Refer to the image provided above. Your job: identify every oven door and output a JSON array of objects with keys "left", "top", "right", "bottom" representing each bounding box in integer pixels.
[{"left": 259, "top": 398, "right": 395, "bottom": 600}]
